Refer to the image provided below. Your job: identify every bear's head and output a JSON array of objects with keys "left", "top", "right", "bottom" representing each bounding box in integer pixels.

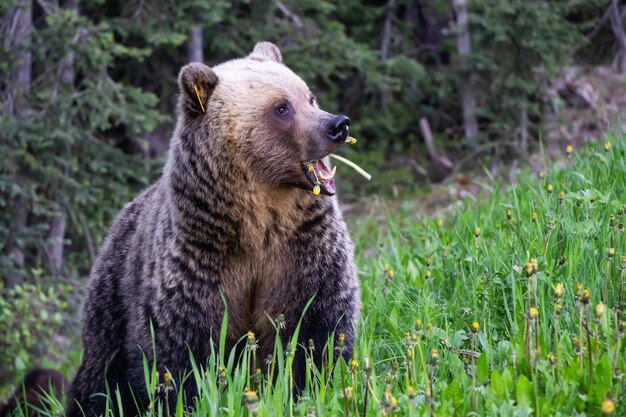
[{"left": 177, "top": 42, "right": 349, "bottom": 196}]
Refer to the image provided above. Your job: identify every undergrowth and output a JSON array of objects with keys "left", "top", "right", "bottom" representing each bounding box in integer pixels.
[{"left": 6, "top": 136, "right": 626, "bottom": 416}]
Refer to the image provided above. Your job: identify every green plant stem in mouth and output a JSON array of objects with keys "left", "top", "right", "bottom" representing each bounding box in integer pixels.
[{"left": 329, "top": 153, "right": 372, "bottom": 181}]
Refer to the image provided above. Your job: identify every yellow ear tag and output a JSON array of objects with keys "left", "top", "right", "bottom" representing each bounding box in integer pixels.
[{"left": 193, "top": 83, "right": 205, "bottom": 113}]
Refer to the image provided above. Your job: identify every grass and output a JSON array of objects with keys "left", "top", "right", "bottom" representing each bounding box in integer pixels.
[{"left": 5, "top": 136, "right": 626, "bottom": 416}]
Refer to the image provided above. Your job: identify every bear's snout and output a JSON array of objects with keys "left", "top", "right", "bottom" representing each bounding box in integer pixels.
[{"left": 326, "top": 115, "right": 350, "bottom": 143}]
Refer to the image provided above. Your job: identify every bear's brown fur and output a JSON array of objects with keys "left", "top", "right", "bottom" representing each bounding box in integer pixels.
[
  {"left": 0, "top": 369, "right": 69, "bottom": 417},
  {"left": 67, "top": 42, "right": 360, "bottom": 417}
]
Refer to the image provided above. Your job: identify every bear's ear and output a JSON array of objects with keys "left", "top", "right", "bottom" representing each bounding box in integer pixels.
[
  {"left": 248, "top": 42, "right": 283, "bottom": 63},
  {"left": 178, "top": 63, "right": 218, "bottom": 116}
]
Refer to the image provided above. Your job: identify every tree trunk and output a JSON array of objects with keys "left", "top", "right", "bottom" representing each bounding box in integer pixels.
[
  {"left": 610, "top": 0, "right": 626, "bottom": 74},
  {"left": 187, "top": 25, "right": 204, "bottom": 63},
  {"left": 42, "top": 0, "right": 76, "bottom": 275},
  {"left": 4, "top": 0, "right": 32, "bottom": 281},
  {"left": 452, "top": 0, "right": 478, "bottom": 140},
  {"left": 45, "top": 213, "right": 67, "bottom": 274}
]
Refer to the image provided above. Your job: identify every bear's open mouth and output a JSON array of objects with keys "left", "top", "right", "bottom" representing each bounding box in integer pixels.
[{"left": 303, "top": 159, "right": 336, "bottom": 196}]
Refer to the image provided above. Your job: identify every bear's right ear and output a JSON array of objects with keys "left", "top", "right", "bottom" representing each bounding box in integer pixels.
[{"left": 178, "top": 63, "right": 218, "bottom": 116}]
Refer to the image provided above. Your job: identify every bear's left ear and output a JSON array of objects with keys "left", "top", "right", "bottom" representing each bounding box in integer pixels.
[
  {"left": 178, "top": 62, "right": 218, "bottom": 116},
  {"left": 248, "top": 42, "right": 283, "bottom": 63}
]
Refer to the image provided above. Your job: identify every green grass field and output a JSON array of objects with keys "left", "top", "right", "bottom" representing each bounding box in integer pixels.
[{"left": 9, "top": 137, "right": 626, "bottom": 417}]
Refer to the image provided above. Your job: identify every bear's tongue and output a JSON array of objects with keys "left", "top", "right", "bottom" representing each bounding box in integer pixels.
[{"left": 312, "top": 159, "right": 336, "bottom": 195}]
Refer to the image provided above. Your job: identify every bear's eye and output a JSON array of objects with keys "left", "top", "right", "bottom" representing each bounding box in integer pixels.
[
  {"left": 275, "top": 103, "right": 291, "bottom": 117},
  {"left": 309, "top": 95, "right": 316, "bottom": 106}
]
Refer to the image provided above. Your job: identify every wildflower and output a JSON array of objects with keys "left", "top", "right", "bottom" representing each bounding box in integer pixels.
[
  {"left": 547, "top": 352, "right": 556, "bottom": 365},
  {"left": 343, "top": 386, "right": 353, "bottom": 399},
  {"left": 426, "top": 258, "right": 431, "bottom": 267},
  {"left": 524, "top": 263, "right": 534, "bottom": 278},
  {"left": 609, "top": 248, "right": 615, "bottom": 259},
  {"left": 558, "top": 191, "right": 565, "bottom": 203},
  {"left": 539, "top": 171, "right": 545, "bottom": 178},
  {"left": 407, "top": 385, "right": 417, "bottom": 399},
  {"left": 148, "top": 401, "right": 154, "bottom": 410},
  {"left": 471, "top": 321, "right": 480, "bottom": 333},
  {"left": 338, "top": 333, "right": 345, "bottom": 348},
  {"left": 381, "top": 387, "right": 398, "bottom": 415},
  {"left": 246, "top": 330, "right": 258, "bottom": 351},
  {"left": 474, "top": 227, "right": 481, "bottom": 238},
  {"left": 572, "top": 336, "right": 579, "bottom": 346},
  {"left": 555, "top": 303, "right": 562, "bottom": 316},
  {"left": 547, "top": 184, "right": 553, "bottom": 194},
  {"left": 312, "top": 182, "right": 321, "bottom": 196},
  {"left": 406, "top": 348, "right": 413, "bottom": 359},
  {"left": 425, "top": 270, "right": 431, "bottom": 279},
  {"left": 285, "top": 342, "right": 295, "bottom": 358},
  {"left": 575, "top": 283, "right": 584, "bottom": 301},
  {"left": 276, "top": 313, "right": 286, "bottom": 329},
  {"left": 426, "top": 322, "right": 433, "bottom": 331},
  {"left": 554, "top": 283, "right": 564, "bottom": 298},
  {"left": 347, "top": 136, "right": 357, "bottom": 145},
  {"left": 506, "top": 209, "right": 512, "bottom": 221},
  {"left": 431, "top": 348, "right": 439, "bottom": 364},
  {"left": 558, "top": 256, "right": 567, "bottom": 267},
  {"left": 602, "top": 398, "right": 615, "bottom": 415},
  {"left": 384, "top": 264, "right": 395, "bottom": 278},
  {"left": 164, "top": 372, "right": 172, "bottom": 385},
  {"left": 610, "top": 214, "right": 615, "bottom": 227},
  {"left": 566, "top": 145, "right": 573, "bottom": 156},
  {"left": 243, "top": 389, "right": 259, "bottom": 414},
  {"left": 528, "top": 307, "right": 539, "bottom": 320},
  {"left": 415, "top": 319, "right": 423, "bottom": 331},
  {"left": 350, "top": 359, "right": 359, "bottom": 372},
  {"left": 440, "top": 337, "right": 450, "bottom": 348},
  {"left": 530, "top": 258, "right": 539, "bottom": 272},
  {"left": 596, "top": 303, "right": 605, "bottom": 319},
  {"left": 532, "top": 211, "right": 538, "bottom": 223},
  {"left": 582, "top": 289, "right": 591, "bottom": 305},
  {"left": 604, "top": 142, "right": 612, "bottom": 152},
  {"left": 363, "top": 355, "right": 373, "bottom": 378},
  {"left": 308, "top": 338, "right": 315, "bottom": 352}
]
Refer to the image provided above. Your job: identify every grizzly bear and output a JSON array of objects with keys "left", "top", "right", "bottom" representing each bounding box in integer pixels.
[{"left": 66, "top": 42, "right": 360, "bottom": 417}]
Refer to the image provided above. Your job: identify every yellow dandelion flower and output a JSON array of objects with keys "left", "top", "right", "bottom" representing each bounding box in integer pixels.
[
  {"left": 471, "top": 321, "right": 480, "bottom": 333},
  {"left": 528, "top": 307, "right": 539, "bottom": 319},
  {"left": 554, "top": 283, "right": 564, "bottom": 298},
  {"left": 602, "top": 399, "right": 616, "bottom": 415}
]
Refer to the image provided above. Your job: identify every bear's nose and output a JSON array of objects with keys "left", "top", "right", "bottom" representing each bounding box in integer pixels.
[{"left": 326, "top": 115, "right": 350, "bottom": 143}]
